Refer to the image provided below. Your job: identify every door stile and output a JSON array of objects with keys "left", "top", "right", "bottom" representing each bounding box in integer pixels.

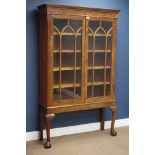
[
  {"left": 84, "top": 17, "right": 89, "bottom": 100},
  {"left": 110, "top": 19, "right": 117, "bottom": 98},
  {"left": 82, "top": 18, "right": 86, "bottom": 101}
]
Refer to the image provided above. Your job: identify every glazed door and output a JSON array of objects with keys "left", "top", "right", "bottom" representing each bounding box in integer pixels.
[
  {"left": 85, "top": 17, "right": 115, "bottom": 102},
  {"left": 51, "top": 15, "right": 85, "bottom": 105}
]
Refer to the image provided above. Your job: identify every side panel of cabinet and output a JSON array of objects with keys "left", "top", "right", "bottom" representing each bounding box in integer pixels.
[
  {"left": 85, "top": 17, "right": 117, "bottom": 102},
  {"left": 38, "top": 13, "right": 49, "bottom": 107},
  {"left": 48, "top": 15, "right": 86, "bottom": 106}
]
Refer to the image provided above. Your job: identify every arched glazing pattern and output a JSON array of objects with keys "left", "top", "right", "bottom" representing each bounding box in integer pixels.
[
  {"left": 52, "top": 18, "right": 83, "bottom": 101},
  {"left": 87, "top": 20, "right": 113, "bottom": 98}
]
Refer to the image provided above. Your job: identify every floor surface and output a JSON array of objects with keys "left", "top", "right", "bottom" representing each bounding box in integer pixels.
[{"left": 27, "top": 126, "right": 129, "bottom": 155}]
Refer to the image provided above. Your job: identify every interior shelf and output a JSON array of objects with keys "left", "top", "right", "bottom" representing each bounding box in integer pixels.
[
  {"left": 87, "top": 81, "right": 110, "bottom": 86},
  {"left": 53, "top": 81, "right": 110, "bottom": 89},
  {"left": 53, "top": 50, "right": 81, "bottom": 53},
  {"left": 53, "top": 66, "right": 110, "bottom": 71},
  {"left": 53, "top": 67, "right": 81, "bottom": 71},
  {"left": 88, "top": 66, "right": 110, "bottom": 70},
  {"left": 53, "top": 87, "right": 81, "bottom": 100},
  {"left": 54, "top": 50, "right": 111, "bottom": 53},
  {"left": 54, "top": 32, "right": 82, "bottom": 36},
  {"left": 53, "top": 92, "right": 75, "bottom": 100},
  {"left": 88, "top": 50, "right": 111, "bottom": 53},
  {"left": 88, "top": 33, "right": 111, "bottom": 37},
  {"left": 54, "top": 83, "right": 81, "bottom": 89}
]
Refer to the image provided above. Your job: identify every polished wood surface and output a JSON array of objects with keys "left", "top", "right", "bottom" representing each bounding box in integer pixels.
[{"left": 38, "top": 4, "right": 120, "bottom": 148}]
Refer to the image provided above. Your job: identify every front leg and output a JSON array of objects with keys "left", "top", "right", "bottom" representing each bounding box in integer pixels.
[
  {"left": 39, "top": 110, "right": 43, "bottom": 141},
  {"left": 110, "top": 106, "right": 117, "bottom": 136},
  {"left": 44, "top": 114, "right": 55, "bottom": 149},
  {"left": 100, "top": 108, "right": 104, "bottom": 130}
]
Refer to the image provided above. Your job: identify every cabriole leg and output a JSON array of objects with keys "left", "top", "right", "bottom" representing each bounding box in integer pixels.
[
  {"left": 44, "top": 114, "right": 55, "bottom": 149},
  {"left": 39, "top": 110, "right": 43, "bottom": 141},
  {"left": 100, "top": 108, "right": 104, "bottom": 130},
  {"left": 110, "top": 106, "right": 117, "bottom": 136}
]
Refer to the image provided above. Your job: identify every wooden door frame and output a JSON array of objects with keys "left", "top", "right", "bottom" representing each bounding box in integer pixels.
[
  {"left": 48, "top": 15, "right": 86, "bottom": 106},
  {"left": 84, "top": 17, "right": 117, "bottom": 102}
]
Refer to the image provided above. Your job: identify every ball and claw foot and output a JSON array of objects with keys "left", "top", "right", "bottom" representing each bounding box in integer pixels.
[
  {"left": 44, "top": 142, "right": 51, "bottom": 149},
  {"left": 111, "top": 130, "right": 117, "bottom": 136},
  {"left": 39, "top": 137, "right": 43, "bottom": 141}
]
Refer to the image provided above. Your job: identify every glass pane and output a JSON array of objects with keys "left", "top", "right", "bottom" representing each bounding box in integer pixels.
[
  {"left": 61, "top": 53, "right": 74, "bottom": 67},
  {"left": 88, "top": 36, "right": 93, "bottom": 50},
  {"left": 76, "top": 35, "right": 82, "bottom": 50},
  {"left": 95, "top": 36, "right": 106, "bottom": 49},
  {"left": 89, "top": 21, "right": 100, "bottom": 32},
  {"left": 87, "top": 86, "right": 92, "bottom": 98},
  {"left": 107, "top": 53, "right": 112, "bottom": 66},
  {"left": 88, "top": 70, "right": 93, "bottom": 83},
  {"left": 53, "top": 35, "right": 60, "bottom": 50},
  {"left": 106, "top": 69, "right": 111, "bottom": 82},
  {"left": 94, "top": 53, "right": 105, "bottom": 66},
  {"left": 107, "top": 37, "right": 112, "bottom": 50},
  {"left": 53, "top": 87, "right": 81, "bottom": 100},
  {"left": 53, "top": 18, "right": 82, "bottom": 100},
  {"left": 62, "top": 36, "right": 74, "bottom": 50},
  {"left": 94, "top": 85, "right": 104, "bottom": 97},
  {"left": 87, "top": 20, "right": 112, "bottom": 98},
  {"left": 106, "top": 84, "right": 110, "bottom": 96},
  {"left": 102, "top": 22, "right": 112, "bottom": 32},
  {"left": 94, "top": 69, "right": 105, "bottom": 82},
  {"left": 88, "top": 53, "right": 106, "bottom": 67}
]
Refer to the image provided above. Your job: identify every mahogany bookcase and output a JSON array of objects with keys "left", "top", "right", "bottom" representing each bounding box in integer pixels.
[{"left": 38, "top": 4, "right": 120, "bottom": 148}]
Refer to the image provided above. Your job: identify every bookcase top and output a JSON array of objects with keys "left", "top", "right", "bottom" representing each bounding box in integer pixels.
[{"left": 37, "top": 4, "right": 120, "bottom": 13}]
